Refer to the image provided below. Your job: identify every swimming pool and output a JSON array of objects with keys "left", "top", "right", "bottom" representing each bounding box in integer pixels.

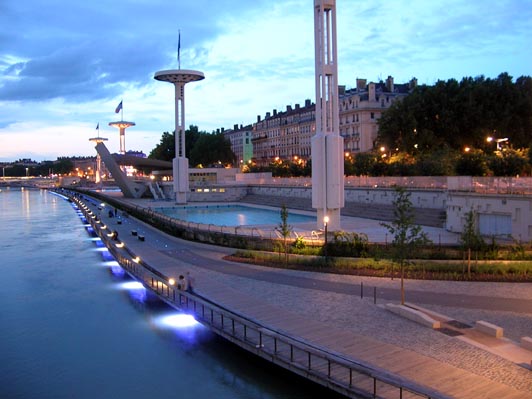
[{"left": 155, "top": 205, "right": 314, "bottom": 227}]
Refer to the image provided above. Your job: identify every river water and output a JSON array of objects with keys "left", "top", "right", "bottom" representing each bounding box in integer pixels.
[{"left": 0, "top": 187, "right": 338, "bottom": 399}]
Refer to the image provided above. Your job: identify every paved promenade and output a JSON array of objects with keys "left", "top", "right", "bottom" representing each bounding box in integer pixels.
[{"left": 89, "top": 197, "right": 532, "bottom": 398}]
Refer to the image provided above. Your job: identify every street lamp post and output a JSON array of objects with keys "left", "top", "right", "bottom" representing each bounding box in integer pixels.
[
  {"left": 323, "top": 215, "right": 329, "bottom": 264},
  {"left": 487, "top": 136, "right": 509, "bottom": 151}
]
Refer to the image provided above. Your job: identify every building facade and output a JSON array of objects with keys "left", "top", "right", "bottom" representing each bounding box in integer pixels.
[
  {"left": 224, "top": 76, "right": 417, "bottom": 167},
  {"left": 340, "top": 76, "right": 416, "bottom": 155},
  {"left": 223, "top": 124, "right": 253, "bottom": 168},
  {"left": 252, "top": 99, "right": 315, "bottom": 167}
]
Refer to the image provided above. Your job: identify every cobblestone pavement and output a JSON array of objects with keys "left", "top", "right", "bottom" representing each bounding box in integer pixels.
[{"left": 187, "top": 264, "right": 532, "bottom": 394}]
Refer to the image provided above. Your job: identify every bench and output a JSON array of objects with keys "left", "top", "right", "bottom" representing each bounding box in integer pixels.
[
  {"left": 138, "top": 235, "right": 145, "bottom": 241},
  {"left": 521, "top": 336, "right": 532, "bottom": 351},
  {"left": 475, "top": 321, "right": 504, "bottom": 338},
  {"left": 131, "top": 230, "right": 138, "bottom": 236},
  {"left": 385, "top": 303, "right": 441, "bottom": 329}
]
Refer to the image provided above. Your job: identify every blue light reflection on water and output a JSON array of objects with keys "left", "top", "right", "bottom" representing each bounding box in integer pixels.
[{"left": 0, "top": 188, "right": 338, "bottom": 399}]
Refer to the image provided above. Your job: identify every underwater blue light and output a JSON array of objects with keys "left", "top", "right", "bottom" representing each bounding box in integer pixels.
[
  {"left": 119, "top": 281, "right": 145, "bottom": 290},
  {"left": 117, "top": 281, "right": 147, "bottom": 302},
  {"left": 100, "top": 250, "right": 114, "bottom": 262},
  {"left": 110, "top": 265, "right": 125, "bottom": 276},
  {"left": 102, "top": 260, "right": 120, "bottom": 267},
  {"left": 159, "top": 314, "right": 200, "bottom": 328}
]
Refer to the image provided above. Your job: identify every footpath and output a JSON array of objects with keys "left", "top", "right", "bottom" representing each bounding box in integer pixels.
[{"left": 84, "top": 195, "right": 532, "bottom": 399}]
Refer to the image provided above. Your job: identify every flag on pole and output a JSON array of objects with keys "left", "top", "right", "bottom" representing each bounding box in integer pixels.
[
  {"left": 115, "top": 100, "right": 123, "bottom": 114},
  {"left": 96, "top": 122, "right": 99, "bottom": 130},
  {"left": 178, "top": 30, "right": 181, "bottom": 69}
]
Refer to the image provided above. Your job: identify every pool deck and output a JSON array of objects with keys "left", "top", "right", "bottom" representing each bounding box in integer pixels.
[
  {"left": 121, "top": 197, "right": 462, "bottom": 245},
  {"left": 79, "top": 194, "right": 532, "bottom": 399}
]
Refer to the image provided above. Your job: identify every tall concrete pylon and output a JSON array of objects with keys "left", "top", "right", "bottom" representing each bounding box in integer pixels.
[
  {"left": 88, "top": 135, "right": 108, "bottom": 184},
  {"left": 311, "top": 0, "right": 344, "bottom": 231},
  {"left": 154, "top": 69, "right": 204, "bottom": 204}
]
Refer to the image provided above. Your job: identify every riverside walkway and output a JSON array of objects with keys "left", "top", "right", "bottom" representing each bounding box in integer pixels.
[{"left": 74, "top": 194, "right": 532, "bottom": 399}]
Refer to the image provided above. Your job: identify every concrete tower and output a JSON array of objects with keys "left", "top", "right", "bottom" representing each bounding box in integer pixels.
[
  {"left": 108, "top": 121, "right": 135, "bottom": 155},
  {"left": 154, "top": 69, "right": 204, "bottom": 204},
  {"left": 88, "top": 135, "right": 108, "bottom": 184},
  {"left": 311, "top": 0, "right": 344, "bottom": 231},
  {"left": 109, "top": 100, "right": 135, "bottom": 155}
]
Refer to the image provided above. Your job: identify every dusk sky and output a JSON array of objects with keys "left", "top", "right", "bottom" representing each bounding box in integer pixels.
[{"left": 1, "top": 0, "right": 531, "bottom": 161}]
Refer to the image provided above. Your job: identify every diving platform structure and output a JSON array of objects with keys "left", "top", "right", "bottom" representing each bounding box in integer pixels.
[{"left": 93, "top": 142, "right": 172, "bottom": 199}]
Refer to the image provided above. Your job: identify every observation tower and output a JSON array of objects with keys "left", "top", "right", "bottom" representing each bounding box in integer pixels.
[
  {"left": 88, "top": 134, "right": 108, "bottom": 184},
  {"left": 311, "top": 0, "right": 344, "bottom": 231},
  {"left": 108, "top": 121, "right": 135, "bottom": 155},
  {"left": 109, "top": 100, "right": 135, "bottom": 155},
  {"left": 154, "top": 66, "right": 204, "bottom": 204}
]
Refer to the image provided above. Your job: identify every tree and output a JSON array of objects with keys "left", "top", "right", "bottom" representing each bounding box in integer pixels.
[
  {"left": 377, "top": 73, "right": 532, "bottom": 152},
  {"left": 353, "top": 152, "right": 377, "bottom": 175},
  {"left": 455, "top": 149, "right": 490, "bottom": 176},
  {"left": 275, "top": 205, "right": 292, "bottom": 264},
  {"left": 381, "top": 187, "right": 431, "bottom": 305},
  {"left": 149, "top": 126, "right": 236, "bottom": 167},
  {"left": 415, "top": 147, "right": 457, "bottom": 176},
  {"left": 460, "top": 209, "right": 484, "bottom": 278},
  {"left": 149, "top": 131, "right": 174, "bottom": 161},
  {"left": 488, "top": 149, "right": 528, "bottom": 176}
]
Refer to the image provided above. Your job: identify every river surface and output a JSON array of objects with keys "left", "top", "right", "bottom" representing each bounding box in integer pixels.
[{"left": 0, "top": 187, "right": 339, "bottom": 399}]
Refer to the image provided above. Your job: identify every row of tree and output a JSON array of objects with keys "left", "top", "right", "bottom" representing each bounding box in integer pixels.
[
  {"left": 345, "top": 147, "right": 532, "bottom": 177},
  {"left": 246, "top": 146, "right": 532, "bottom": 178},
  {"left": 3, "top": 158, "right": 74, "bottom": 177},
  {"left": 377, "top": 73, "right": 532, "bottom": 152}
]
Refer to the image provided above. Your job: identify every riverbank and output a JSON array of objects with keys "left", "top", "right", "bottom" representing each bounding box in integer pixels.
[{"left": 67, "top": 189, "right": 532, "bottom": 398}]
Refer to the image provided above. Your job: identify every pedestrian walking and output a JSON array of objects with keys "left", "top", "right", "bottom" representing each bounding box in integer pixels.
[
  {"left": 178, "top": 275, "right": 188, "bottom": 291},
  {"left": 186, "top": 272, "right": 194, "bottom": 293}
]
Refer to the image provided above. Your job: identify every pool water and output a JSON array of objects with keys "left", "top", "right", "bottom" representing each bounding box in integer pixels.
[{"left": 155, "top": 205, "right": 314, "bottom": 226}]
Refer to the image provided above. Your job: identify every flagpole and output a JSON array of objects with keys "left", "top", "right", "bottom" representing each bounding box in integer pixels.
[
  {"left": 121, "top": 99, "right": 124, "bottom": 121},
  {"left": 178, "top": 30, "right": 181, "bottom": 70}
]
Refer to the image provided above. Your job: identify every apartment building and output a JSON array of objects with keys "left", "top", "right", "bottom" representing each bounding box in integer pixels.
[
  {"left": 224, "top": 76, "right": 416, "bottom": 167},
  {"left": 251, "top": 99, "right": 315, "bottom": 167},
  {"left": 223, "top": 124, "right": 253, "bottom": 167},
  {"left": 341, "top": 76, "right": 416, "bottom": 155}
]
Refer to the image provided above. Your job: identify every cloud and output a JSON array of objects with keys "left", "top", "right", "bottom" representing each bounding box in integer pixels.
[
  {"left": 0, "top": 0, "right": 272, "bottom": 103},
  {"left": 1, "top": 0, "right": 531, "bottom": 161}
]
